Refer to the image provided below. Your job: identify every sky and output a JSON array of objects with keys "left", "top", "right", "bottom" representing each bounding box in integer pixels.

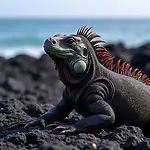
[{"left": 1, "top": 0, "right": 150, "bottom": 18}]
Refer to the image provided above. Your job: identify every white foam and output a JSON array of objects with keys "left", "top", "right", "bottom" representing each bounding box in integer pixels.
[{"left": 0, "top": 46, "right": 44, "bottom": 58}]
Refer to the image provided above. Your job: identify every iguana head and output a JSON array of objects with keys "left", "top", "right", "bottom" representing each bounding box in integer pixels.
[
  {"left": 43, "top": 26, "right": 105, "bottom": 87},
  {"left": 44, "top": 33, "right": 89, "bottom": 74}
]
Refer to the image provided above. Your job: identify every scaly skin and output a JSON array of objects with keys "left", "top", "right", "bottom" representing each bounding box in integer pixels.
[{"left": 12, "top": 27, "right": 150, "bottom": 134}]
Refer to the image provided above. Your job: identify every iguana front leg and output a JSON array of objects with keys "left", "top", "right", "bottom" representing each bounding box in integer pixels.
[
  {"left": 9, "top": 98, "right": 73, "bottom": 129},
  {"left": 53, "top": 95, "right": 115, "bottom": 134}
]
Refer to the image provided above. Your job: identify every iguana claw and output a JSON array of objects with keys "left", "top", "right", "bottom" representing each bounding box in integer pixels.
[
  {"left": 52, "top": 125, "right": 77, "bottom": 134},
  {"left": 8, "top": 118, "right": 46, "bottom": 130},
  {"left": 24, "top": 118, "right": 46, "bottom": 128},
  {"left": 46, "top": 122, "right": 66, "bottom": 129}
]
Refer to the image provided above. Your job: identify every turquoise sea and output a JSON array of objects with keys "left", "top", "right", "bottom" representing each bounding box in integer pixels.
[{"left": 0, "top": 18, "right": 150, "bottom": 57}]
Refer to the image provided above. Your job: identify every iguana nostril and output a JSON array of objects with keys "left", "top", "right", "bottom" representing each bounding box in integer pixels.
[{"left": 52, "top": 40, "right": 56, "bottom": 45}]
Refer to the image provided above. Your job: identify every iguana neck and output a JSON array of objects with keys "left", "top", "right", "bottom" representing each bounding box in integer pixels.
[{"left": 52, "top": 56, "right": 92, "bottom": 89}]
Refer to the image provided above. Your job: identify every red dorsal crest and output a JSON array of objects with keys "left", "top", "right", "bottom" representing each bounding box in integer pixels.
[{"left": 77, "top": 26, "right": 150, "bottom": 85}]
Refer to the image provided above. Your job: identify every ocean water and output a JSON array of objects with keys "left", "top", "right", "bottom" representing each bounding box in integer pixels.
[{"left": 0, "top": 18, "right": 150, "bottom": 58}]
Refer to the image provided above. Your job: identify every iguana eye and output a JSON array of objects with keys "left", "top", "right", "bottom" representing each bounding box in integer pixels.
[{"left": 65, "top": 38, "right": 75, "bottom": 44}]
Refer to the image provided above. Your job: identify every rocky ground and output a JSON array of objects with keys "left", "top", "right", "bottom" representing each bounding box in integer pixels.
[{"left": 0, "top": 42, "right": 150, "bottom": 150}]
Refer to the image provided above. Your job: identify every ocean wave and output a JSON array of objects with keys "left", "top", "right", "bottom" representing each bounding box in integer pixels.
[
  {"left": 0, "top": 19, "right": 150, "bottom": 58},
  {"left": 0, "top": 46, "right": 44, "bottom": 58},
  {"left": 0, "top": 36, "right": 45, "bottom": 47}
]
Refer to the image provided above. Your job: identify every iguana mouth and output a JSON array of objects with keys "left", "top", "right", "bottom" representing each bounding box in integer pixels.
[
  {"left": 44, "top": 47, "right": 74, "bottom": 58},
  {"left": 44, "top": 45, "right": 86, "bottom": 59}
]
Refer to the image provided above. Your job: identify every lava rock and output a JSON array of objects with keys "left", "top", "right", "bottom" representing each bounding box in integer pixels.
[
  {"left": 0, "top": 42, "right": 149, "bottom": 150},
  {"left": 23, "top": 104, "right": 43, "bottom": 117},
  {"left": 1, "top": 77, "right": 26, "bottom": 93},
  {"left": 36, "top": 143, "right": 79, "bottom": 150},
  {"left": 131, "top": 42, "right": 150, "bottom": 77},
  {"left": 103, "top": 125, "right": 145, "bottom": 149},
  {"left": 5, "top": 132, "right": 27, "bottom": 145}
]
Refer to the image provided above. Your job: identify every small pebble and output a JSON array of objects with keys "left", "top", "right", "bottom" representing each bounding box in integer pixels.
[{"left": 89, "top": 143, "right": 97, "bottom": 150}]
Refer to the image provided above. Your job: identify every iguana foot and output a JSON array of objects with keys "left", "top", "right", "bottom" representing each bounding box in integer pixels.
[
  {"left": 8, "top": 119, "right": 69, "bottom": 131},
  {"left": 24, "top": 118, "right": 46, "bottom": 128},
  {"left": 52, "top": 124, "right": 83, "bottom": 134},
  {"left": 8, "top": 118, "right": 46, "bottom": 130},
  {"left": 46, "top": 122, "right": 66, "bottom": 129}
]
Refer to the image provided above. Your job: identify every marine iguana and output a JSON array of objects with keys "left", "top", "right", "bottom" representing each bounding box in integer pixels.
[{"left": 13, "top": 26, "right": 150, "bottom": 134}]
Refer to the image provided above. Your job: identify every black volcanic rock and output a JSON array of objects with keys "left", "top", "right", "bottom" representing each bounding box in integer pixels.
[
  {"left": 104, "top": 42, "right": 132, "bottom": 62},
  {"left": 131, "top": 43, "right": 150, "bottom": 77},
  {"left": 1, "top": 77, "right": 26, "bottom": 93},
  {"left": 0, "top": 43, "right": 149, "bottom": 150}
]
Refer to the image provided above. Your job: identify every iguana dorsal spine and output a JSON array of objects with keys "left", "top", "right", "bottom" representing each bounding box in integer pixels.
[{"left": 77, "top": 26, "right": 150, "bottom": 85}]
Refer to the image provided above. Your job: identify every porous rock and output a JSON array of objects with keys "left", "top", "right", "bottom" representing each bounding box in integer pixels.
[{"left": 0, "top": 43, "right": 149, "bottom": 149}]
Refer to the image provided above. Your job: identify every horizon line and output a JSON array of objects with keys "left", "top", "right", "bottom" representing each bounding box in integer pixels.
[{"left": 0, "top": 16, "right": 150, "bottom": 20}]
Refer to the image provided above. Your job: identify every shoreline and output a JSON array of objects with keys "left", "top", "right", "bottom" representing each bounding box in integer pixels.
[{"left": 0, "top": 41, "right": 149, "bottom": 58}]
